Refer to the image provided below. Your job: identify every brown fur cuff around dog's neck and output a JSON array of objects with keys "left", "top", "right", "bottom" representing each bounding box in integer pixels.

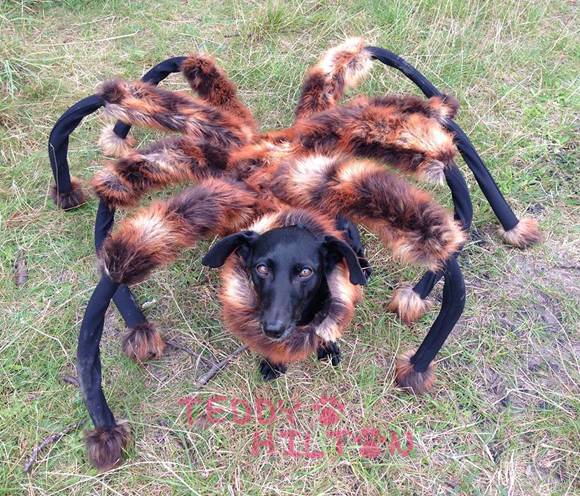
[
  {"left": 219, "top": 209, "right": 363, "bottom": 364},
  {"left": 50, "top": 176, "right": 87, "bottom": 210}
]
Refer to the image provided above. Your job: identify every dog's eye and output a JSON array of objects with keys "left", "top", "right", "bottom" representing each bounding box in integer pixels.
[
  {"left": 255, "top": 264, "right": 269, "bottom": 277},
  {"left": 298, "top": 267, "right": 313, "bottom": 278}
]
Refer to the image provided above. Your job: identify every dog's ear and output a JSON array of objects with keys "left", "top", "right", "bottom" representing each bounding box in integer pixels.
[
  {"left": 202, "top": 231, "right": 260, "bottom": 268},
  {"left": 322, "top": 235, "right": 367, "bottom": 285}
]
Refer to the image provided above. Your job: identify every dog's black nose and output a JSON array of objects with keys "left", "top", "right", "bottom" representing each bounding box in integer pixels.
[{"left": 263, "top": 320, "right": 286, "bottom": 339}]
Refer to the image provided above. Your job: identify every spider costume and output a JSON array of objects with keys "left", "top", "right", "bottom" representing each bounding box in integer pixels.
[{"left": 48, "top": 39, "right": 542, "bottom": 470}]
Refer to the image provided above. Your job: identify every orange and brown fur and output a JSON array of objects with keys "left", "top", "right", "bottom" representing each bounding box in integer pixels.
[
  {"left": 220, "top": 209, "right": 363, "bottom": 364},
  {"left": 76, "top": 38, "right": 545, "bottom": 472},
  {"left": 85, "top": 421, "right": 131, "bottom": 471},
  {"left": 97, "top": 38, "right": 464, "bottom": 352},
  {"left": 294, "top": 37, "right": 373, "bottom": 119},
  {"left": 182, "top": 53, "right": 256, "bottom": 131}
]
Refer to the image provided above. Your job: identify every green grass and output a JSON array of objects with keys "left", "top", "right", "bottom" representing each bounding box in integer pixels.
[{"left": 1, "top": 0, "right": 578, "bottom": 494}]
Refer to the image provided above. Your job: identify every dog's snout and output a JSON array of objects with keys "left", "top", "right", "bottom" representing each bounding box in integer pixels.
[{"left": 263, "top": 320, "right": 286, "bottom": 339}]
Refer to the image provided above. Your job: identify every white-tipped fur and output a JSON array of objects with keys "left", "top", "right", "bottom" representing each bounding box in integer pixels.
[
  {"left": 316, "top": 262, "right": 363, "bottom": 342},
  {"left": 423, "top": 160, "right": 446, "bottom": 186},
  {"left": 387, "top": 285, "right": 432, "bottom": 324},
  {"left": 498, "top": 217, "right": 542, "bottom": 248},
  {"left": 99, "top": 124, "right": 136, "bottom": 157},
  {"left": 318, "top": 37, "right": 373, "bottom": 89}
]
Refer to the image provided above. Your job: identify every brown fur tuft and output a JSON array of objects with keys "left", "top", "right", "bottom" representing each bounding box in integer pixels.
[
  {"left": 498, "top": 217, "right": 543, "bottom": 248},
  {"left": 122, "top": 323, "right": 165, "bottom": 362},
  {"left": 85, "top": 420, "right": 131, "bottom": 471},
  {"left": 98, "top": 124, "right": 136, "bottom": 157},
  {"left": 387, "top": 286, "right": 432, "bottom": 324},
  {"left": 295, "top": 37, "right": 372, "bottom": 119},
  {"left": 50, "top": 176, "right": 88, "bottom": 210},
  {"left": 427, "top": 94, "right": 459, "bottom": 122},
  {"left": 99, "top": 79, "right": 128, "bottom": 104},
  {"left": 318, "top": 37, "right": 372, "bottom": 90},
  {"left": 182, "top": 53, "right": 255, "bottom": 129},
  {"left": 395, "top": 349, "right": 436, "bottom": 394},
  {"left": 92, "top": 167, "right": 139, "bottom": 208}
]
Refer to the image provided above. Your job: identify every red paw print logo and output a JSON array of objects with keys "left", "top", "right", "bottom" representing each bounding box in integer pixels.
[
  {"left": 355, "top": 428, "right": 387, "bottom": 459},
  {"left": 314, "top": 396, "right": 345, "bottom": 426}
]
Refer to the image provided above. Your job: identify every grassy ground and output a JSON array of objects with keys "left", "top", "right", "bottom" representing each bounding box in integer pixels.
[{"left": 1, "top": 0, "right": 578, "bottom": 494}]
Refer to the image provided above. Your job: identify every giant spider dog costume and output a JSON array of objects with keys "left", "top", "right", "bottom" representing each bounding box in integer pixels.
[{"left": 48, "top": 39, "right": 542, "bottom": 470}]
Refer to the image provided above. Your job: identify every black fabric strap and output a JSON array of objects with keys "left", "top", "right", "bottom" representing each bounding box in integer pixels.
[
  {"left": 367, "top": 46, "right": 519, "bottom": 231},
  {"left": 77, "top": 275, "right": 120, "bottom": 429}
]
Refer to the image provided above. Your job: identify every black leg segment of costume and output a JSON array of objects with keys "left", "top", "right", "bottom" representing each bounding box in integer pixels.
[
  {"left": 448, "top": 122, "right": 518, "bottom": 230},
  {"left": 412, "top": 164, "right": 472, "bottom": 299},
  {"left": 77, "top": 275, "right": 120, "bottom": 429},
  {"left": 335, "top": 215, "right": 372, "bottom": 281},
  {"left": 367, "top": 45, "right": 520, "bottom": 231},
  {"left": 48, "top": 94, "right": 104, "bottom": 205},
  {"left": 95, "top": 199, "right": 147, "bottom": 328},
  {"left": 411, "top": 256, "right": 465, "bottom": 372}
]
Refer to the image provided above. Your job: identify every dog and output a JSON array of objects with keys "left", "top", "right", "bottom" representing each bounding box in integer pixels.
[{"left": 202, "top": 216, "right": 370, "bottom": 380}]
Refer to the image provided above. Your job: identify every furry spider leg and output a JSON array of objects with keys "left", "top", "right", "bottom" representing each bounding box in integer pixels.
[
  {"left": 93, "top": 134, "right": 232, "bottom": 208},
  {"left": 275, "top": 156, "right": 465, "bottom": 271},
  {"left": 100, "top": 53, "right": 256, "bottom": 158},
  {"left": 181, "top": 53, "right": 256, "bottom": 131},
  {"left": 94, "top": 199, "right": 165, "bottom": 362},
  {"left": 98, "top": 78, "right": 253, "bottom": 148},
  {"left": 294, "top": 37, "right": 373, "bottom": 120},
  {"left": 364, "top": 45, "right": 540, "bottom": 320},
  {"left": 388, "top": 163, "right": 472, "bottom": 323},
  {"left": 292, "top": 94, "right": 459, "bottom": 185},
  {"left": 367, "top": 45, "right": 542, "bottom": 248},
  {"left": 48, "top": 58, "right": 220, "bottom": 362},
  {"left": 79, "top": 178, "right": 260, "bottom": 470}
]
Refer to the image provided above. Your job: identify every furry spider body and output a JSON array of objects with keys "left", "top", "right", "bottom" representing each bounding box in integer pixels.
[{"left": 48, "top": 39, "right": 542, "bottom": 470}]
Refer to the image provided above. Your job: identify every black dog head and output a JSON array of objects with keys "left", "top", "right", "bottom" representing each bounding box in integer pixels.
[{"left": 202, "top": 226, "right": 366, "bottom": 340}]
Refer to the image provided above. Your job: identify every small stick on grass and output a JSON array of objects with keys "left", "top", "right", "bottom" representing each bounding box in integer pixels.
[
  {"left": 195, "top": 345, "right": 248, "bottom": 387},
  {"left": 60, "top": 374, "right": 80, "bottom": 387},
  {"left": 23, "top": 419, "right": 86, "bottom": 473},
  {"left": 165, "top": 338, "right": 214, "bottom": 368}
]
